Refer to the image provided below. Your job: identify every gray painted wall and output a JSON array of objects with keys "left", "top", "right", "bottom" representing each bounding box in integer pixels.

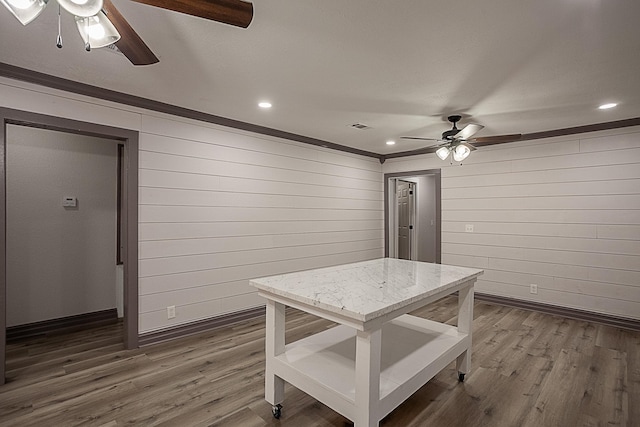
[
  {"left": 6, "top": 125, "right": 118, "bottom": 326},
  {"left": 405, "top": 175, "right": 437, "bottom": 263}
]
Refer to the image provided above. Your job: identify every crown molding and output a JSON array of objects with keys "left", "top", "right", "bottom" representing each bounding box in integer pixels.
[
  {"left": 2, "top": 62, "right": 639, "bottom": 164},
  {"left": 0, "top": 62, "right": 383, "bottom": 161}
]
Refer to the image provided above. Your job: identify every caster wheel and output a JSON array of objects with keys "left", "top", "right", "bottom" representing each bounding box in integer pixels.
[
  {"left": 458, "top": 372, "right": 465, "bottom": 382},
  {"left": 272, "top": 404, "right": 282, "bottom": 419}
]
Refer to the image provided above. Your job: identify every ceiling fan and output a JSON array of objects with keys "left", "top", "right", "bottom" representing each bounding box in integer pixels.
[
  {"left": 401, "top": 115, "right": 522, "bottom": 162},
  {"left": 0, "top": 0, "right": 253, "bottom": 66}
]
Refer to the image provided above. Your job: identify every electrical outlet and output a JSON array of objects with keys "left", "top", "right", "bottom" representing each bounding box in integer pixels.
[
  {"left": 530, "top": 284, "right": 538, "bottom": 295},
  {"left": 167, "top": 305, "right": 176, "bottom": 319},
  {"left": 465, "top": 224, "right": 474, "bottom": 233}
]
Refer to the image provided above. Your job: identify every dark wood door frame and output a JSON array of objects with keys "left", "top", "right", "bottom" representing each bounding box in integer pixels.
[{"left": 0, "top": 108, "right": 139, "bottom": 385}]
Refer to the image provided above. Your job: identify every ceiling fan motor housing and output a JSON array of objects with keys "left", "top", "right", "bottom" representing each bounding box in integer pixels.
[{"left": 442, "top": 115, "right": 462, "bottom": 140}]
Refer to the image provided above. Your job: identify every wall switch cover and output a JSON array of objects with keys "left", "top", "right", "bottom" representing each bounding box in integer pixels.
[{"left": 63, "top": 196, "right": 77, "bottom": 207}]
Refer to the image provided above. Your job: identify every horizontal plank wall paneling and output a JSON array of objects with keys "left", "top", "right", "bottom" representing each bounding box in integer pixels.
[
  {"left": 139, "top": 117, "right": 384, "bottom": 332},
  {"left": 383, "top": 127, "right": 640, "bottom": 320},
  {"left": 0, "top": 77, "right": 142, "bottom": 131},
  {"left": 0, "top": 78, "right": 384, "bottom": 337}
]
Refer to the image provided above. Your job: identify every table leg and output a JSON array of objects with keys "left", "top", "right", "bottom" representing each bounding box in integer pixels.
[
  {"left": 265, "top": 299, "right": 285, "bottom": 405},
  {"left": 456, "top": 284, "right": 474, "bottom": 377},
  {"left": 354, "top": 328, "right": 382, "bottom": 427}
]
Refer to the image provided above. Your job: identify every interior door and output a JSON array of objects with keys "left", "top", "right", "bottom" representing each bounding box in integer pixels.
[{"left": 397, "top": 180, "right": 415, "bottom": 260}]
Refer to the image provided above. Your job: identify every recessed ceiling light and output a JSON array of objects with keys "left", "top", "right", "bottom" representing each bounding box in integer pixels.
[
  {"left": 386, "top": 140, "right": 396, "bottom": 145},
  {"left": 258, "top": 101, "right": 272, "bottom": 109},
  {"left": 598, "top": 103, "right": 617, "bottom": 110}
]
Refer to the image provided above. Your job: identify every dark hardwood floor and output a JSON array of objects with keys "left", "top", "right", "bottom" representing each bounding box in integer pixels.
[{"left": 1, "top": 296, "right": 638, "bottom": 426}]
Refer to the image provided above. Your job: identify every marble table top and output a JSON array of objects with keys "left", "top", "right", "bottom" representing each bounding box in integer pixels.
[{"left": 250, "top": 258, "right": 483, "bottom": 322}]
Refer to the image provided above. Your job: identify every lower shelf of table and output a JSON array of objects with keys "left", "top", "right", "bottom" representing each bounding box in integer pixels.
[{"left": 270, "top": 314, "right": 470, "bottom": 421}]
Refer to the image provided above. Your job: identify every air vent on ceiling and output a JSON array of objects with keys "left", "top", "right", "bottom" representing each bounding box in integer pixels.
[{"left": 350, "top": 123, "right": 371, "bottom": 130}]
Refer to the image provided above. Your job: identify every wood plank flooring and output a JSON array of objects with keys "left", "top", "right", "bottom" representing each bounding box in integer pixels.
[{"left": 1, "top": 296, "right": 638, "bottom": 426}]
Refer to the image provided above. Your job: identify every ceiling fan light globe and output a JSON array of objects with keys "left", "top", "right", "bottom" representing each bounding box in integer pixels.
[
  {"left": 7, "top": 0, "right": 36, "bottom": 8},
  {"left": 88, "top": 21, "right": 105, "bottom": 38},
  {"left": 436, "top": 146, "right": 450, "bottom": 160},
  {"left": 58, "top": 0, "right": 101, "bottom": 17},
  {"left": 452, "top": 144, "right": 471, "bottom": 162},
  {"left": 1, "top": 0, "right": 47, "bottom": 24},
  {"left": 75, "top": 10, "right": 120, "bottom": 48}
]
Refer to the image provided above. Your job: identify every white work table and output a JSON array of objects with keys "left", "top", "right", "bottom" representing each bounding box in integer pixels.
[{"left": 250, "top": 258, "right": 484, "bottom": 427}]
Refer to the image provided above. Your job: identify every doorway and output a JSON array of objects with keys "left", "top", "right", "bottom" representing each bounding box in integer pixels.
[
  {"left": 385, "top": 170, "right": 441, "bottom": 263},
  {"left": 396, "top": 180, "right": 415, "bottom": 260},
  {"left": 0, "top": 108, "right": 139, "bottom": 385}
]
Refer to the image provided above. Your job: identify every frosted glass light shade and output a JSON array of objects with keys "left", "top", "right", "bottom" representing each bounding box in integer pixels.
[
  {"left": 435, "top": 146, "right": 450, "bottom": 160},
  {"left": 75, "top": 11, "right": 120, "bottom": 48},
  {"left": 59, "top": 0, "right": 102, "bottom": 17},
  {"left": 452, "top": 144, "right": 471, "bottom": 162},
  {"left": 0, "top": 0, "right": 47, "bottom": 25}
]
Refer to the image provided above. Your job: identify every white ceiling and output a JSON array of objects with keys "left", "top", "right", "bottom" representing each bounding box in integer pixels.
[{"left": 1, "top": 0, "right": 639, "bottom": 155}]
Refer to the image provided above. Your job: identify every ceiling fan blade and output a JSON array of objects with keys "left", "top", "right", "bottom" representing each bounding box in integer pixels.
[
  {"left": 103, "top": 0, "right": 159, "bottom": 65},
  {"left": 400, "top": 136, "right": 441, "bottom": 141},
  {"left": 131, "top": 0, "right": 253, "bottom": 28},
  {"left": 469, "top": 134, "right": 522, "bottom": 147},
  {"left": 454, "top": 123, "right": 484, "bottom": 140}
]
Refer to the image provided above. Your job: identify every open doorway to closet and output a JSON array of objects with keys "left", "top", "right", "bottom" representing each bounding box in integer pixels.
[
  {"left": 0, "top": 108, "right": 139, "bottom": 385},
  {"left": 385, "top": 169, "right": 441, "bottom": 263}
]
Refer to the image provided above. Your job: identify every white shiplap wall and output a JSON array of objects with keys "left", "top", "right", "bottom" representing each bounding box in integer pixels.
[
  {"left": 0, "top": 78, "right": 384, "bottom": 334},
  {"left": 3, "top": 76, "right": 637, "bottom": 326},
  {"left": 384, "top": 127, "right": 640, "bottom": 320},
  {"left": 137, "top": 116, "right": 384, "bottom": 332}
]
